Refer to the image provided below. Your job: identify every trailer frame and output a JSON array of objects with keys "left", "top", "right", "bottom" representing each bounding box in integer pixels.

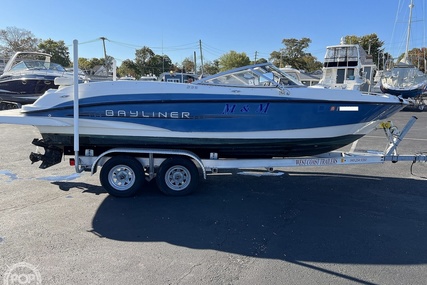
[{"left": 62, "top": 115, "right": 427, "bottom": 197}]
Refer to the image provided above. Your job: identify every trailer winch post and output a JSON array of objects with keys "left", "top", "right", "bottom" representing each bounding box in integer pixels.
[{"left": 384, "top": 116, "right": 417, "bottom": 157}]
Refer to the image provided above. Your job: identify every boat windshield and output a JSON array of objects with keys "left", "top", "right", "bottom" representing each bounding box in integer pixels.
[
  {"left": 10, "top": 60, "right": 66, "bottom": 72},
  {"left": 195, "top": 63, "right": 304, "bottom": 87}
]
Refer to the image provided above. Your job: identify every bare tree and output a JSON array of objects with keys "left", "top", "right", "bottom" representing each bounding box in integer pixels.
[{"left": 0, "top": 27, "right": 40, "bottom": 58}]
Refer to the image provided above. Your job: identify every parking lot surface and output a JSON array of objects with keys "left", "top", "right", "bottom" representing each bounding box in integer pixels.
[{"left": 1, "top": 110, "right": 427, "bottom": 284}]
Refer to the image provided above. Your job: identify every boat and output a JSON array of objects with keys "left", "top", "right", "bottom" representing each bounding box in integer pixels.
[
  {"left": 158, "top": 72, "right": 198, "bottom": 83},
  {"left": 279, "top": 66, "right": 320, "bottom": 86},
  {"left": 380, "top": 0, "right": 427, "bottom": 99},
  {"left": 0, "top": 51, "right": 74, "bottom": 106},
  {"left": 0, "top": 62, "right": 407, "bottom": 168},
  {"left": 313, "top": 39, "right": 377, "bottom": 92},
  {"left": 380, "top": 58, "right": 427, "bottom": 98}
]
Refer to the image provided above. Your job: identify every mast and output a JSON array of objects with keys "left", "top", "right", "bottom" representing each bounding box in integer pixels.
[{"left": 404, "top": 0, "right": 414, "bottom": 61}]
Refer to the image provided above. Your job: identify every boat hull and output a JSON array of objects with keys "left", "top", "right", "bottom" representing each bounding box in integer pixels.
[
  {"left": 380, "top": 84, "right": 426, "bottom": 99},
  {"left": 0, "top": 75, "right": 60, "bottom": 104},
  {"left": 48, "top": 131, "right": 363, "bottom": 158},
  {"left": 21, "top": 92, "right": 404, "bottom": 158}
]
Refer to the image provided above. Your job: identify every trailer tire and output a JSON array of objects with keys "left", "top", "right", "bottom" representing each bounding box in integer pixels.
[
  {"left": 156, "top": 156, "right": 199, "bottom": 196},
  {"left": 100, "top": 156, "right": 145, "bottom": 197}
]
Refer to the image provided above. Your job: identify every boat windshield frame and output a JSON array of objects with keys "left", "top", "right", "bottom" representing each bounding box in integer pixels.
[
  {"left": 9, "top": 60, "right": 67, "bottom": 73},
  {"left": 194, "top": 63, "right": 305, "bottom": 88}
]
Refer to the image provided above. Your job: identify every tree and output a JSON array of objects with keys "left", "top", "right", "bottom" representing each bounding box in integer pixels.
[
  {"left": 135, "top": 46, "right": 155, "bottom": 77},
  {"left": 147, "top": 54, "right": 172, "bottom": 76},
  {"left": 0, "top": 27, "right": 40, "bottom": 58},
  {"left": 77, "top": 58, "right": 92, "bottom": 71},
  {"left": 301, "top": 54, "right": 323, "bottom": 72},
  {"left": 344, "top": 34, "right": 384, "bottom": 69},
  {"left": 270, "top": 37, "right": 321, "bottom": 71},
  {"left": 38, "top": 39, "right": 71, "bottom": 67},
  {"left": 200, "top": 60, "right": 220, "bottom": 75},
  {"left": 117, "top": 59, "right": 138, "bottom": 77},
  {"left": 396, "top": 47, "right": 427, "bottom": 72},
  {"left": 181, "top": 57, "right": 195, "bottom": 73},
  {"left": 218, "top": 51, "right": 250, "bottom": 71},
  {"left": 253, "top": 58, "right": 268, "bottom": 64}
]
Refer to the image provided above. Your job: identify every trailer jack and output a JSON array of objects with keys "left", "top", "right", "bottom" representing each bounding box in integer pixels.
[{"left": 29, "top": 138, "right": 63, "bottom": 169}]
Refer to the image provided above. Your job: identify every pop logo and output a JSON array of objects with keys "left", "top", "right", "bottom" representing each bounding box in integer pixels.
[{"left": 3, "top": 262, "right": 41, "bottom": 285}]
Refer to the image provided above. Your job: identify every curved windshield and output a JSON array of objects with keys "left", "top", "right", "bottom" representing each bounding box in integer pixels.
[
  {"left": 195, "top": 63, "right": 304, "bottom": 87},
  {"left": 11, "top": 60, "right": 66, "bottom": 72}
]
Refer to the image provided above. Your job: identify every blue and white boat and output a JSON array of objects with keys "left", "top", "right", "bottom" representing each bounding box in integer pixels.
[{"left": 0, "top": 63, "right": 407, "bottom": 162}]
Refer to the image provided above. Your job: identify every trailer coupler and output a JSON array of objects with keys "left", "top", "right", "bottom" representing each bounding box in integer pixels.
[{"left": 29, "top": 139, "right": 63, "bottom": 169}]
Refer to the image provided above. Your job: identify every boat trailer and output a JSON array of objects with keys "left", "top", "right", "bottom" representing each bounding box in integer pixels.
[{"left": 36, "top": 115, "right": 424, "bottom": 198}]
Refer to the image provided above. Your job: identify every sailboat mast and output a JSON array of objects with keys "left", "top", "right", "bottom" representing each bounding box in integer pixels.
[{"left": 405, "top": 0, "right": 414, "bottom": 60}]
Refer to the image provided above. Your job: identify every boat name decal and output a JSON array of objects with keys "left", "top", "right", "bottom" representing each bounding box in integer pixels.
[
  {"left": 105, "top": 110, "right": 190, "bottom": 118},
  {"left": 295, "top": 158, "right": 338, "bottom": 166},
  {"left": 338, "top": 106, "right": 359, "bottom": 112},
  {"left": 222, "top": 103, "right": 270, "bottom": 114}
]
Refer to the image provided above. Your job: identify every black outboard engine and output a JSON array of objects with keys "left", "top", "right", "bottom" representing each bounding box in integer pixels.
[{"left": 29, "top": 138, "right": 63, "bottom": 169}]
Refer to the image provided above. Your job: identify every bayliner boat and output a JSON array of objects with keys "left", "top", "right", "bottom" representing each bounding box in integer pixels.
[
  {"left": 0, "top": 63, "right": 407, "bottom": 167},
  {"left": 314, "top": 39, "right": 377, "bottom": 92},
  {"left": 380, "top": 0, "right": 427, "bottom": 99},
  {"left": 0, "top": 51, "right": 74, "bottom": 106}
]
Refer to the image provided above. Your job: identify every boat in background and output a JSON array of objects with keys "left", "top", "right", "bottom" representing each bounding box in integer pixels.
[
  {"left": 313, "top": 39, "right": 377, "bottom": 92},
  {"left": 380, "top": 0, "right": 427, "bottom": 99},
  {"left": 279, "top": 66, "right": 320, "bottom": 86},
  {"left": 158, "top": 71, "right": 198, "bottom": 83},
  {"left": 0, "top": 63, "right": 407, "bottom": 168},
  {"left": 380, "top": 58, "right": 427, "bottom": 99},
  {"left": 0, "top": 51, "right": 75, "bottom": 106}
]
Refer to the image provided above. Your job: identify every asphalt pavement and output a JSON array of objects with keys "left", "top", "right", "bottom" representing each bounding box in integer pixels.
[{"left": 0, "top": 109, "right": 427, "bottom": 284}]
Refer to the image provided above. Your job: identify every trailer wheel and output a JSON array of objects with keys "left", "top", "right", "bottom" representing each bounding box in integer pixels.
[
  {"left": 156, "top": 156, "right": 199, "bottom": 196},
  {"left": 100, "top": 156, "right": 145, "bottom": 197}
]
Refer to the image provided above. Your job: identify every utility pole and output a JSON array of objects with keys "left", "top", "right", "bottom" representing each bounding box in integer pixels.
[
  {"left": 254, "top": 51, "right": 258, "bottom": 64},
  {"left": 100, "top": 37, "right": 108, "bottom": 75},
  {"left": 193, "top": 51, "right": 197, "bottom": 74},
  {"left": 199, "top": 40, "right": 204, "bottom": 75}
]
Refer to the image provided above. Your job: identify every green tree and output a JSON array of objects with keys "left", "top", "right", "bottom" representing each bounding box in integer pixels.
[
  {"left": 201, "top": 60, "right": 220, "bottom": 75},
  {"left": 89, "top": 58, "right": 104, "bottom": 67},
  {"left": 270, "top": 37, "right": 321, "bottom": 71},
  {"left": 301, "top": 54, "right": 323, "bottom": 72},
  {"left": 218, "top": 51, "right": 250, "bottom": 71},
  {"left": 77, "top": 58, "right": 91, "bottom": 71},
  {"left": 253, "top": 58, "right": 268, "bottom": 64},
  {"left": 38, "top": 39, "right": 71, "bottom": 67},
  {"left": 0, "top": 26, "right": 40, "bottom": 57},
  {"left": 344, "top": 34, "right": 384, "bottom": 69},
  {"left": 135, "top": 46, "right": 155, "bottom": 77},
  {"left": 117, "top": 59, "right": 138, "bottom": 77},
  {"left": 147, "top": 54, "right": 172, "bottom": 76}
]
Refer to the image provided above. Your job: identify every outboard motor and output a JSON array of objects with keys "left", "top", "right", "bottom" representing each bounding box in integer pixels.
[{"left": 29, "top": 138, "right": 63, "bottom": 169}]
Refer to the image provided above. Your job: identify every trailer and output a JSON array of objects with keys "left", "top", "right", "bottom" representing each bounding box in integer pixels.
[{"left": 33, "top": 115, "right": 421, "bottom": 198}]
